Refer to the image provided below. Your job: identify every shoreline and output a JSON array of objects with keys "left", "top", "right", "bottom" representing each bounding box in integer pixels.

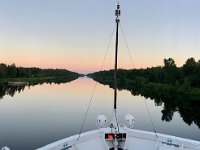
[{"left": 0, "top": 75, "right": 79, "bottom": 85}]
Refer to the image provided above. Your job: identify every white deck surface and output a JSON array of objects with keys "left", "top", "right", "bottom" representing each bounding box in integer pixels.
[{"left": 36, "top": 127, "right": 200, "bottom": 150}]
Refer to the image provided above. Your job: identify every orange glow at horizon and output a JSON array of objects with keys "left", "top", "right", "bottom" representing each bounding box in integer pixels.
[
  {"left": 1, "top": 43, "right": 199, "bottom": 74},
  {"left": 1, "top": 51, "right": 198, "bottom": 74}
]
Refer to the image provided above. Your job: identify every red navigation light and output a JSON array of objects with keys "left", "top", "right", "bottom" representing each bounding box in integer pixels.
[
  {"left": 108, "top": 134, "right": 114, "bottom": 140},
  {"left": 105, "top": 133, "right": 126, "bottom": 140}
]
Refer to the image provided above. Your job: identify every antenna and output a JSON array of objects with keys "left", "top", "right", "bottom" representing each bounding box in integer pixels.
[{"left": 115, "top": 2, "right": 121, "bottom": 18}]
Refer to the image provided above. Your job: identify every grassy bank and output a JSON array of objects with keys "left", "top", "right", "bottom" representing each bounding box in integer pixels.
[{"left": 0, "top": 75, "right": 79, "bottom": 85}]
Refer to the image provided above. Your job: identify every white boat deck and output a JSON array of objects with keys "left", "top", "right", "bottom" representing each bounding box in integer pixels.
[{"left": 36, "top": 127, "right": 200, "bottom": 150}]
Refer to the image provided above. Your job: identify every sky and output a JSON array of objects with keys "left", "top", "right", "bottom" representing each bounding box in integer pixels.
[{"left": 0, "top": 0, "right": 200, "bottom": 74}]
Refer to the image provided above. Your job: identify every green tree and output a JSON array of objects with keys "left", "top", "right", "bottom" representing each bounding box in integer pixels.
[
  {"left": 182, "top": 57, "right": 197, "bottom": 76},
  {"left": 0, "top": 64, "right": 6, "bottom": 78},
  {"left": 164, "top": 58, "right": 176, "bottom": 68},
  {"left": 182, "top": 58, "right": 200, "bottom": 88},
  {"left": 7, "top": 63, "right": 17, "bottom": 77},
  {"left": 163, "top": 58, "right": 178, "bottom": 85}
]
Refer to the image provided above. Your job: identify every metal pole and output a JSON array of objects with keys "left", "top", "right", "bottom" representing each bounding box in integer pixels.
[
  {"left": 113, "top": 4, "right": 121, "bottom": 150},
  {"left": 114, "top": 3, "right": 120, "bottom": 111},
  {"left": 114, "top": 20, "right": 119, "bottom": 110}
]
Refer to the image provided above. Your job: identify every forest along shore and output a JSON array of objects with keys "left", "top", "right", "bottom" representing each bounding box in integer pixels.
[
  {"left": 88, "top": 58, "right": 200, "bottom": 99},
  {"left": 0, "top": 63, "right": 81, "bottom": 85}
]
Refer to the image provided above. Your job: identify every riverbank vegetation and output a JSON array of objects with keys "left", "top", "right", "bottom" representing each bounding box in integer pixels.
[
  {"left": 89, "top": 57, "right": 200, "bottom": 126},
  {"left": 0, "top": 63, "right": 81, "bottom": 85},
  {"left": 89, "top": 57, "right": 200, "bottom": 98}
]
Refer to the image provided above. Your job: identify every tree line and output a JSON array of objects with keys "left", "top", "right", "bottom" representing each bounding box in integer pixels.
[
  {"left": 89, "top": 57, "right": 200, "bottom": 126},
  {"left": 89, "top": 57, "right": 200, "bottom": 89},
  {"left": 0, "top": 63, "right": 80, "bottom": 78}
]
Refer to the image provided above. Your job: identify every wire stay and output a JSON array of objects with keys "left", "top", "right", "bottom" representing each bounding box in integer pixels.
[
  {"left": 76, "top": 26, "right": 115, "bottom": 142},
  {"left": 119, "top": 23, "right": 135, "bottom": 69}
]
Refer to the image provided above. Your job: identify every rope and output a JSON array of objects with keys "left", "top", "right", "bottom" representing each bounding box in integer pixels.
[
  {"left": 120, "top": 23, "right": 158, "bottom": 139},
  {"left": 100, "top": 27, "right": 115, "bottom": 70},
  {"left": 76, "top": 82, "right": 97, "bottom": 141},
  {"left": 144, "top": 99, "right": 158, "bottom": 139},
  {"left": 76, "top": 26, "right": 115, "bottom": 142},
  {"left": 119, "top": 23, "right": 135, "bottom": 69}
]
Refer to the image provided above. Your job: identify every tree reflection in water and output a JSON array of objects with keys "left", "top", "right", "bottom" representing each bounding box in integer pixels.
[
  {"left": 1, "top": 77, "right": 199, "bottom": 128},
  {"left": 92, "top": 78, "right": 200, "bottom": 128},
  {"left": 152, "top": 92, "right": 200, "bottom": 128},
  {"left": 132, "top": 87, "right": 200, "bottom": 128},
  {"left": 0, "top": 85, "right": 26, "bottom": 99},
  {"left": 0, "top": 77, "right": 78, "bottom": 100}
]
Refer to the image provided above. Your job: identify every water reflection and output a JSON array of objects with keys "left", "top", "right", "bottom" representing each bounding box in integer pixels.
[
  {"left": 137, "top": 89, "right": 200, "bottom": 128},
  {"left": 0, "top": 77, "right": 78, "bottom": 100},
  {"left": 0, "top": 85, "right": 25, "bottom": 99},
  {"left": 0, "top": 77, "right": 199, "bottom": 149},
  {"left": 92, "top": 78, "right": 200, "bottom": 128}
]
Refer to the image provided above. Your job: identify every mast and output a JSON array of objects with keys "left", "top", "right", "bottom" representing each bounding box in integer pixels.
[
  {"left": 112, "top": 3, "right": 121, "bottom": 150},
  {"left": 114, "top": 3, "right": 120, "bottom": 112}
]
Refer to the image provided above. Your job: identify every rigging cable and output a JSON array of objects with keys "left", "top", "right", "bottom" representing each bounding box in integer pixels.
[
  {"left": 120, "top": 23, "right": 158, "bottom": 139},
  {"left": 144, "top": 99, "right": 158, "bottom": 139},
  {"left": 100, "top": 27, "right": 116, "bottom": 70},
  {"left": 76, "top": 81, "right": 97, "bottom": 142},
  {"left": 119, "top": 23, "right": 135, "bottom": 68},
  {"left": 76, "top": 26, "right": 115, "bottom": 142}
]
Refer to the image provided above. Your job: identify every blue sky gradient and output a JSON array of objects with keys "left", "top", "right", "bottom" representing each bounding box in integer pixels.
[{"left": 0, "top": 0, "right": 200, "bottom": 73}]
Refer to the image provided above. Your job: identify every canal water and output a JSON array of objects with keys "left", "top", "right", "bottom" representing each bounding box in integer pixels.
[{"left": 0, "top": 77, "right": 199, "bottom": 149}]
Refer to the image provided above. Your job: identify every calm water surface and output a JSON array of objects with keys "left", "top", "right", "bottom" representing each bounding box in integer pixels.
[{"left": 0, "top": 77, "right": 199, "bottom": 149}]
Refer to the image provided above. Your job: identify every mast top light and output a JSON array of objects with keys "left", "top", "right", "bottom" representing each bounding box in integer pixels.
[{"left": 115, "top": 3, "right": 121, "bottom": 18}]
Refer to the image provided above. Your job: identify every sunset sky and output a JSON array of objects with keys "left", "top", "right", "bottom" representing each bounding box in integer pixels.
[{"left": 0, "top": 0, "right": 200, "bottom": 74}]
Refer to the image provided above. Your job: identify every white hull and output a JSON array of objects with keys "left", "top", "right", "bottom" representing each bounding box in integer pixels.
[{"left": 37, "top": 127, "right": 200, "bottom": 150}]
